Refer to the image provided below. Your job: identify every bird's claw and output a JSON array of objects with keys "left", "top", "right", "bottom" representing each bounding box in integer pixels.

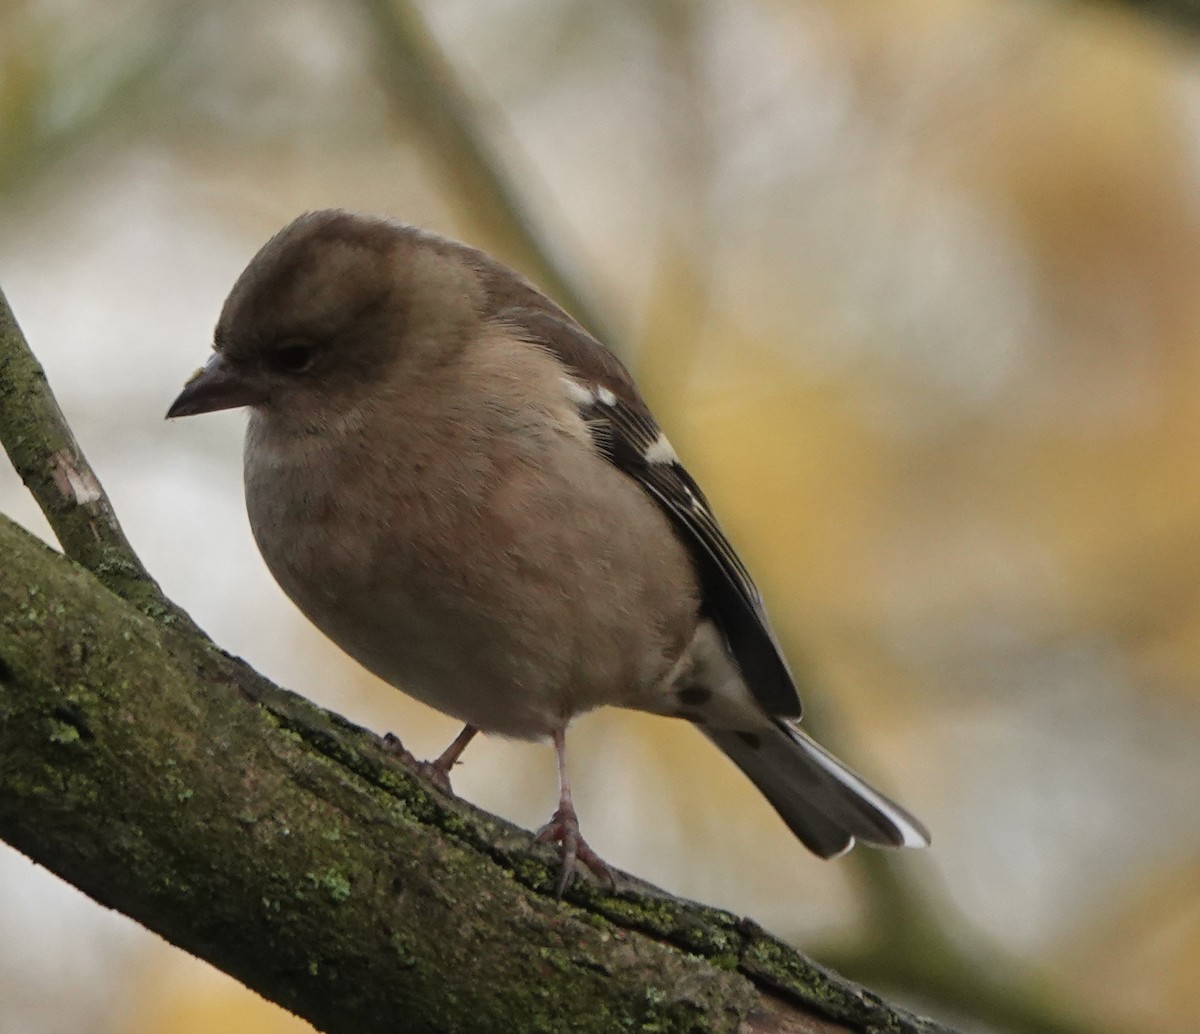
[
  {"left": 534, "top": 806, "right": 615, "bottom": 897},
  {"left": 415, "top": 758, "right": 455, "bottom": 795},
  {"left": 382, "top": 732, "right": 456, "bottom": 795}
]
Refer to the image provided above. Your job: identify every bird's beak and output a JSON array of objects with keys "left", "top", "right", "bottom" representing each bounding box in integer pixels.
[{"left": 166, "top": 354, "right": 266, "bottom": 419}]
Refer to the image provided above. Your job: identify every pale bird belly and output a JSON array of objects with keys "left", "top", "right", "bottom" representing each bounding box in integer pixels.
[
  {"left": 264, "top": 546, "right": 684, "bottom": 739},
  {"left": 245, "top": 423, "right": 700, "bottom": 739},
  {"left": 297, "top": 578, "right": 579, "bottom": 738}
]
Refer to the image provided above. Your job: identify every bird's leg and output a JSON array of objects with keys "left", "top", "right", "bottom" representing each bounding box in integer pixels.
[
  {"left": 534, "top": 728, "right": 614, "bottom": 896},
  {"left": 418, "top": 724, "right": 478, "bottom": 794},
  {"left": 385, "top": 724, "right": 478, "bottom": 794}
]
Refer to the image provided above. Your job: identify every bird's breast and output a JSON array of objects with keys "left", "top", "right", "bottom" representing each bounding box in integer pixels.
[{"left": 242, "top": 391, "right": 699, "bottom": 738}]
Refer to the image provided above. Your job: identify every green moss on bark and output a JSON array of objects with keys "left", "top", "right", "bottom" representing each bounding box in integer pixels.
[
  {"left": 0, "top": 513, "right": 952, "bottom": 1034},
  {"left": 0, "top": 517, "right": 763, "bottom": 1032}
]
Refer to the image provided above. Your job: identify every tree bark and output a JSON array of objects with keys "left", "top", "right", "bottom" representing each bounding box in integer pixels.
[{"left": 0, "top": 512, "right": 952, "bottom": 1034}]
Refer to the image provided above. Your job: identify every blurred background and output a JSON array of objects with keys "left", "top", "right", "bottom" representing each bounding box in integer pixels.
[{"left": 2, "top": 0, "right": 1199, "bottom": 1031}]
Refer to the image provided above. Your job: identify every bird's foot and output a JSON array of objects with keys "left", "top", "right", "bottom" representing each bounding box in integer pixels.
[
  {"left": 382, "top": 733, "right": 455, "bottom": 794},
  {"left": 415, "top": 757, "right": 456, "bottom": 795},
  {"left": 534, "top": 804, "right": 615, "bottom": 897},
  {"left": 384, "top": 726, "right": 477, "bottom": 796}
]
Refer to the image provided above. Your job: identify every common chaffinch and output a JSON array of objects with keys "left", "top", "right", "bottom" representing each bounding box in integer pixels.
[{"left": 168, "top": 209, "right": 929, "bottom": 893}]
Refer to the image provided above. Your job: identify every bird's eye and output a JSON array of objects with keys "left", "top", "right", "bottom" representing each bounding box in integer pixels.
[{"left": 271, "top": 338, "right": 317, "bottom": 374}]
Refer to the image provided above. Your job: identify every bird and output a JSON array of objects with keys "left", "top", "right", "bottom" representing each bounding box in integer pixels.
[{"left": 167, "top": 209, "right": 929, "bottom": 894}]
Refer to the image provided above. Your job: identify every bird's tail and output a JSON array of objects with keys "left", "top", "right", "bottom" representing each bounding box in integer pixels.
[{"left": 704, "top": 720, "right": 930, "bottom": 858}]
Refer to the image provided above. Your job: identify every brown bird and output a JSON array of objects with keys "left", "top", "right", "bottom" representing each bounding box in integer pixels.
[{"left": 168, "top": 209, "right": 929, "bottom": 894}]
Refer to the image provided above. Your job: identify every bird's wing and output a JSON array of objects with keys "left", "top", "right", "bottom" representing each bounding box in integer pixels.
[{"left": 501, "top": 303, "right": 801, "bottom": 718}]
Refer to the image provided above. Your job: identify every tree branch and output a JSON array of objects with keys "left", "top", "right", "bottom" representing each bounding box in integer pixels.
[
  {"left": 0, "top": 512, "right": 952, "bottom": 1034},
  {"left": 0, "top": 286, "right": 193, "bottom": 626}
]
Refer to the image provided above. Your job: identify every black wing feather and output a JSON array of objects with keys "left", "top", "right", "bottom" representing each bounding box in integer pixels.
[{"left": 501, "top": 305, "right": 802, "bottom": 719}]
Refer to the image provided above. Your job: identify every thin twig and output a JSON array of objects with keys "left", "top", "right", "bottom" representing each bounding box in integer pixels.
[
  {"left": 0, "top": 288, "right": 138, "bottom": 571},
  {"left": 0, "top": 287, "right": 194, "bottom": 628}
]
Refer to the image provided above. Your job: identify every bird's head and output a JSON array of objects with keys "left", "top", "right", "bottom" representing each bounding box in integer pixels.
[{"left": 167, "top": 209, "right": 486, "bottom": 425}]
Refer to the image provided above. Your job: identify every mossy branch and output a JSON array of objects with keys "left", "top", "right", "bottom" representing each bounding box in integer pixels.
[
  {"left": 0, "top": 512, "right": 952, "bottom": 1034},
  {"left": 0, "top": 289, "right": 145, "bottom": 589},
  {"left": 0, "top": 286, "right": 200, "bottom": 628}
]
